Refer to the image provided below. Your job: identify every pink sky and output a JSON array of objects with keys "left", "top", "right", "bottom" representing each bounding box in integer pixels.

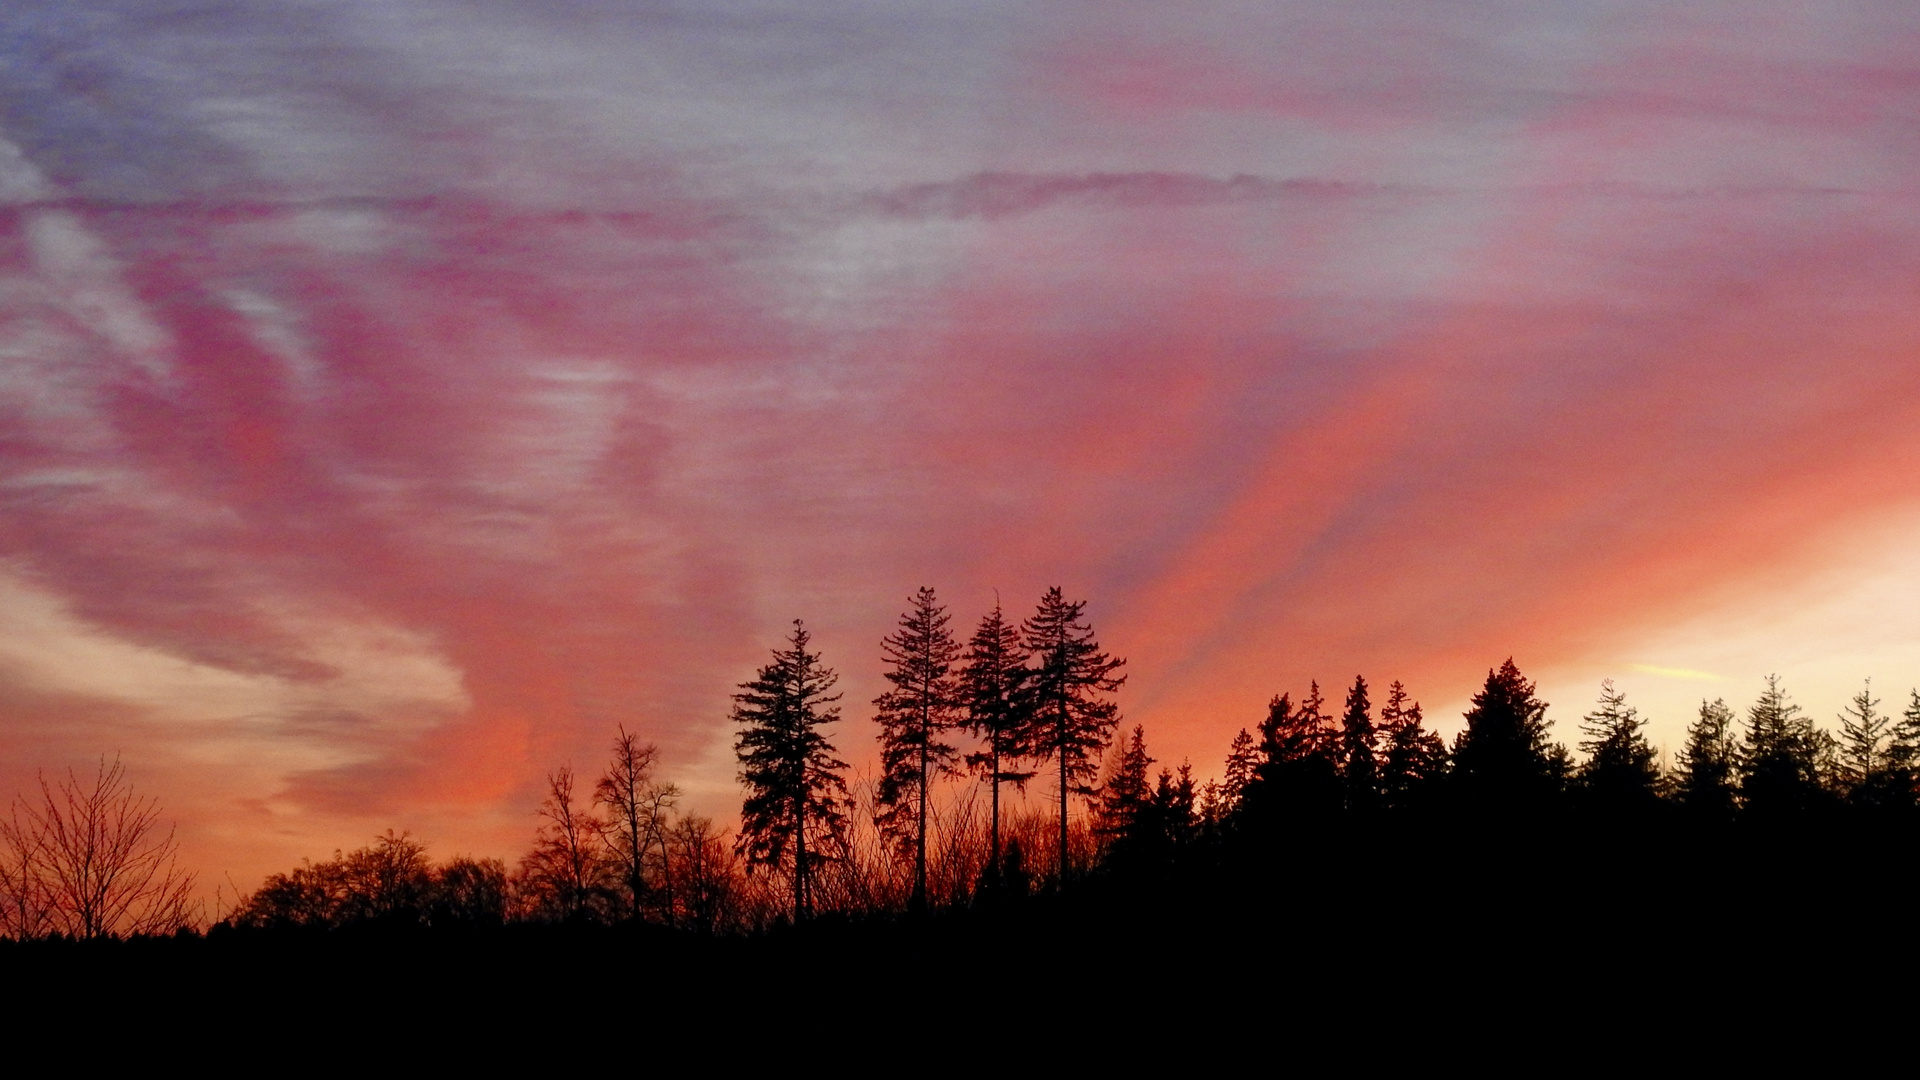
[{"left": 3, "top": 1, "right": 1920, "bottom": 889}]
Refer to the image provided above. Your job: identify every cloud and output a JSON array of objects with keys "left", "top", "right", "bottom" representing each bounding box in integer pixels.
[{"left": 4, "top": 0, "right": 1920, "bottom": 888}]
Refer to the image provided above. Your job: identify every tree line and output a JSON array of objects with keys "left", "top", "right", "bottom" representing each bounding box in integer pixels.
[{"left": 11, "top": 585, "right": 1920, "bottom": 941}]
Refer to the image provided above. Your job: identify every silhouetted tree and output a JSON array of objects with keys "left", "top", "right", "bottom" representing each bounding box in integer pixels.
[
  {"left": 1836, "top": 680, "right": 1897, "bottom": 808},
  {"left": 237, "top": 840, "right": 509, "bottom": 931},
  {"left": 1675, "top": 698, "right": 1739, "bottom": 819},
  {"left": 733, "top": 620, "right": 849, "bottom": 922},
  {"left": 339, "top": 830, "right": 434, "bottom": 923},
  {"left": 1576, "top": 680, "right": 1661, "bottom": 813},
  {"left": 1239, "top": 685, "right": 1342, "bottom": 822},
  {"left": 961, "top": 603, "right": 1036, "bottom": 887},
  {"left": 520, "top": 766, "right": 613, "bottom": 922},
  {"left": 1222, "top": 728, "right": 1258, "bottom": 808},
  {"left": 0, "top": 757, "right": 195, "bottom": 940},
  {"left": 670, "top": 815, "right": 739, "bottom": 934},
  {"left": 1023, "top": 588, "right": 1126, "bottom": 886},
  {"left": 595, "top": 729, "right": 678, "bottom": 924},
  {"left": 873, "top": 587, "right": 963, "bottom": 910},
  {"left": 1740, "top": 674, "right": 1823, "bottom": 817},
  {"left": 1095, "top": 726, "right": 1154, "bottom": 844},
  {"left": 1145, "top": 763, "right": 1199, "bottom": 851},
  {"left": 1452, "top": 659, "right": 1565, "bottom": 810},
  {"left": 1887, "top": 690, "right": 1920, "bottom": 811},
  {"left": 430, "top": 856, "right": 510, "bottom": 928},
  {"left": 1340, "top": 676, "right": 1379, "bottom": 812},
  {"left": 1377, "top": 681, "right": 1446, "bottom": 811}
]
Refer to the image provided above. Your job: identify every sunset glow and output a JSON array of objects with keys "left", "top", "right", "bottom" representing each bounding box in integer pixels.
[{"left": 4, "top": 1, "right": 1920, "bottom": 891}]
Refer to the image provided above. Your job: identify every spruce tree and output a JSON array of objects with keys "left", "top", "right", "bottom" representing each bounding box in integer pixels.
[
  {"left": 1452, "top": 658, "right": 1563, "bottom": 810},
  {"left": 1022, "top": 587, "right": 1126, "bottom": 886},
  {"left": 1095, "top": 726, "right": 1155, "bottom": 844},
  {"left": 1377, "top": 680, "right": 1446, "bottom": 811},
  {"left": 1221, "top": 728, "right": 1257, "bottom": 809},
  {"left": 1887, "top": 690, "right": 1920, "bottom": 811},
  {"left": 1675, "top": 698, "right": 1739, "bottom": 818},
  {"left": 732, "top": 620, "right": 848, "bottom": 921},
  {"left": 1739, "top": 674, "right": 1821, "bottom": 818},
  {"left": 1575, "top": 680, "right": 1661, "bottom": 813},
  {"left": 872, "top": 587, "right": 962, "bottom": 910},
  {"left": 1340, "top": 675, "right": 1379, "bottom": 812},
  {"left": 1238, "top": 686, "right": 1342, "bottom": 823},
  {"left": 960, "top": 603, "right": 1035, "bottom": 886},
  {"left": 1836, "top": 679, "right": 1895, "bottom": 809}
]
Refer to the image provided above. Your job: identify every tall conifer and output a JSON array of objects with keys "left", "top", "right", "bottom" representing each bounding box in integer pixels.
[
  {"left": 733, "top": 620, "right": 848, "bottom": 921},
  {"left": 1452, "top": 659, "right": 1563, "bottom": 809},
  {"left": 1575, "top": 680, "right": 1660, "bottom": 812},
  {"left": 1836, "top": 679, "right": 1895, "bottom": 808},
  {"left": 1739, "top": 674, "right": 1821, "bottom": 817},
  {"left": 1340, "top": 676, "right": 1379, "bottom": 812},
  {"left": 1675, "top": 698, "right": 1739, "bottom": 818},
  {"left": 873, "top": 587, "right": 962, "bottom": 910},
  {"left": 961, "top": 603, "right": 1035, "bottom": 885},
  {"left": 1023, "top": 588, "right": 1126, "bottom": 886},
  {"left": 1377, "top": 681, "right": 1446, "bottom": 810}
]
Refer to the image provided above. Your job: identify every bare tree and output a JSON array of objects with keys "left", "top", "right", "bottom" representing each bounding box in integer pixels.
[
  {"left": 3, "top": 757, "right": 196, "bottom": 939},
  {"left": 518, "top": 765, "right": 612, "bottom": 922},
  {"left": 0, "top": 800, "right": 53, "bottom": 940}
]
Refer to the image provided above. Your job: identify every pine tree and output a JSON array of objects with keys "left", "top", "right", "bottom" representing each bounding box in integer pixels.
[
  {"left": 1222, "top": 728, "right": 1257, "bottom": 808},
  {"left": 1675, "top": 698, "right": 1739, "bottom": 818},
  {"left": 872, "top": 587, "right": 962, "bottom": 910},
  {"left": 1095, "top": 726, "right": 1155, "bottom": 844},
  {"left": 960, "top": 603, "right": 1036, "bottom": 886},
  {"left": 1452, "top": 658, "right": 1564, "bottom": 809},
  {"left": 1739, "top": 674, "right": 1821, "bottom": 818},
  {"left": 1887, "top": 690, "right": 1920, "bottom": 811},
  {"left": 1575, "top": 680, "right": 1660, "bottom": 813},
  {"left": 1238, "top": 686, "right": 1342, "bottom": 824},
  {"left": 1340, "top": 675, "right": 1379, "bottom": 812},
  {"left": 1023, "top": 587, "right": 1126, "bottom": 886},
  {"left": 1154, "top": 763, "right": 1199, "bottom": 849},
  {"left": 1377, "top": 681, "right": 1446, "bottom": 811},
  {"left": 733, "top": 620, "right": 849, "bottom": 921},
  {"left": 1836, "top": 679, "right": 1895, "bottom": 808}
]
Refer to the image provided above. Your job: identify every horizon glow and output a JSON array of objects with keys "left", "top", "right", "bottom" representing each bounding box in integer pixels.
[{"left": 3, "top": 0, "right": 1920, "bottom": 889}]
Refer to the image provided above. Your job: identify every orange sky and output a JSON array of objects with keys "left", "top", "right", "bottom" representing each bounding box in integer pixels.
[{"left": 3, "top": 1, "right": 1920, "bottom": 893}]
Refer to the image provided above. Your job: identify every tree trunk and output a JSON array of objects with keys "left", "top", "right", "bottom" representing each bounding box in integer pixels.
[
  {"left": 1057, "top": 707, "right": 1068, "bottom": 889},
  {"left": 915, "top": 701, "right": 929, "bottom": 911}
]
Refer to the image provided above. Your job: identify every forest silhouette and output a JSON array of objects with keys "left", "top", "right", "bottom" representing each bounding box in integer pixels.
[{"left": 6, "top": 586, "right": 1919, "bottom": 1008}]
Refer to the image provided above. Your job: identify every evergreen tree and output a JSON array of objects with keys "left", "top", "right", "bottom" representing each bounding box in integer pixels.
[
  {"left": 1340, "top": 675, "right": 1379, "bottom": 812},
  {"left": 1575, "top": 680, "right": 1661, "bottom": 813},
  {"left": 1675, "top": 698, "right": 1739, "bottom": 818},
  {"left": 1238, "top": 686, "right": 1342, "bottom": 823},
  {"left": 1452, "top": 658, "right": 1564, "bottom": 809},
  {"left": 1023, "top": 587, "right": 1126, "bottom": 886},
  {"left": 1739, "top": 674, "right": 1819, "bottom": 815},
  {"left": 872, "top": 587, "right": 963, "bottom": 910},
  {"left": 1887, "top": 690, "right": 1920, "bottom": 811},
  {"left": 1125, "top": 763, "right": 1199, "bottom": 867},
  {"left": 733, "top": 620, "right": 849, "bottom": 921},
  {"left": 1156, "top": 763, "right": 1199, "bottom": 848},
  {"left": 960, "top": 603, "right": 1036, "bottom": 885},
  {"left": 1739, "top": 674, "right": 1822, "bottom": 818},
  {"left": 1095, "top": 726, "right": 1155, "bottom": 843},
  {"left": 1221, "top": 728, "right": 1257, "bottom": 809},
  {"left": 1836, "top": 679, "right": 1896, "bottom": 809},
  {"left": 1377, "top": 680, "right": 1446, "bottom": 810}
]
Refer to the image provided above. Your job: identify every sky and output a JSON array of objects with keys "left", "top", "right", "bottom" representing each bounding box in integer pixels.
[{"left": 4, "top": 0, "right": 1920, "bottom": 888}]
